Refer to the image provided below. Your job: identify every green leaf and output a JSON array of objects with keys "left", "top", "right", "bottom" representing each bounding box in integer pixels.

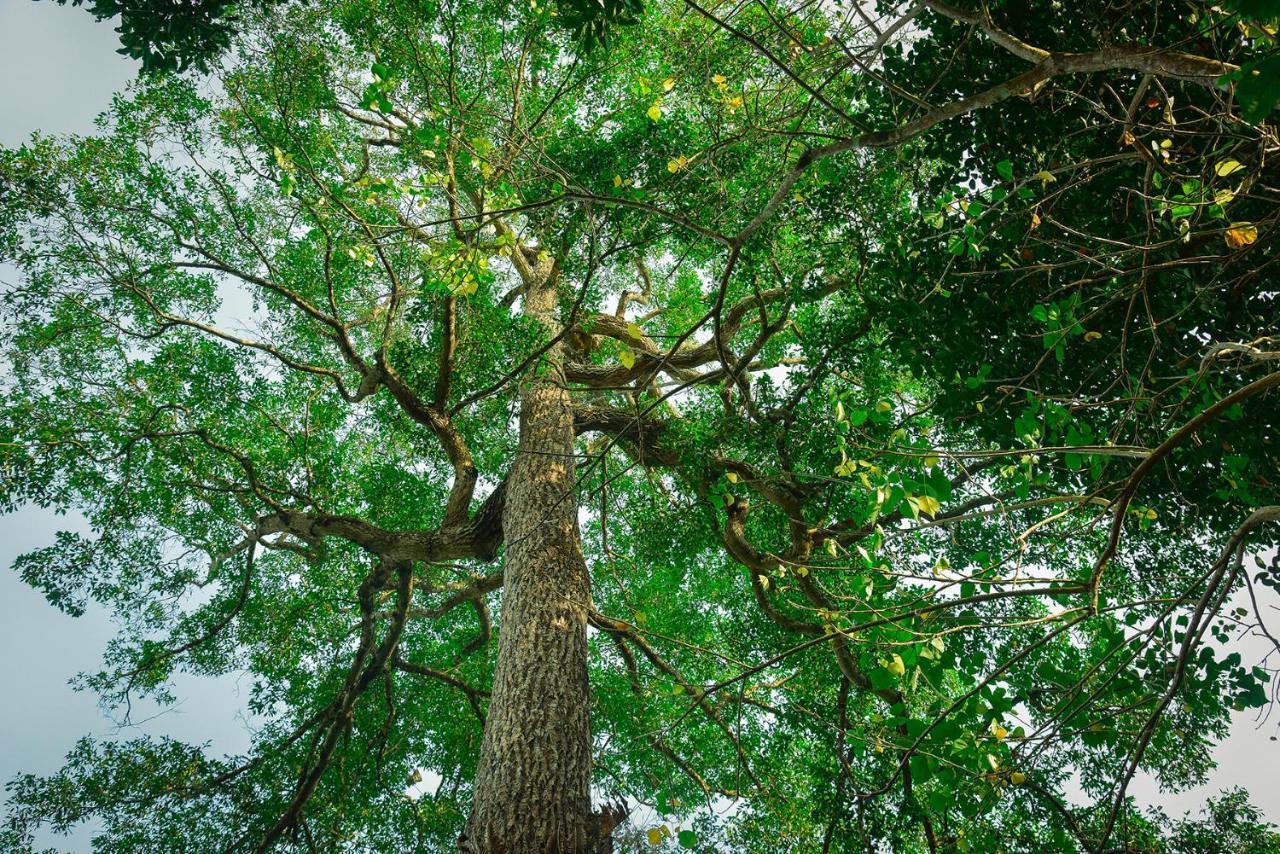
[{"left": 1224, "top": 55, "right": 1280, "bottom": 124}]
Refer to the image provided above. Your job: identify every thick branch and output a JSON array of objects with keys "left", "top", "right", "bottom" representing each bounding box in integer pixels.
[{"left": 256, "top": 481, "right": 506, "bottom": 564}]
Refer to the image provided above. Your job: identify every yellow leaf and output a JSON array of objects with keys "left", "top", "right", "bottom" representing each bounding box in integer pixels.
[
  {"left": 991, "top": 722, "right": 1009, "bottom": 741},
  {"left": 876, "top": 400, "right": 892, "bottom": 413},
  {"left": 613, "top": 175, "right": 623, "bottom": 187},
  {"left": 1215, "top": 158, "right": 1246, "bottom": 177},
  {"left": 923, "top": 453, "right": 940, "bottom": 469},
  {"left": 916, "top": 495, "right": 941, "bottom": 517},
  {"left": 758, "top": 574, "right": 770, "bottom": 590},
  {"left": 711, "top": 73, "right": 727, "bottom": 85},
  {"left": 727, "top": 95, "right": 743, "bottom": 110},
  {"left": 1010, "top": 771, "right": 1027, "bottom": 785},
  {"left": 1225, "top": 222, "right": 1258, "bottom": 249},
  {"left": 1030, "top": 210, "right": 1042, "bottom": 230},
  {"left": 1084, "top": 330, "right": 1102, "bottom": 342},
  {"left": 725, "top": 471, "right": 739, "bottom": 483},
  {"left": 887, "top": 654, "right": 906, "bottom": 677},
  {"left": 1033, "top": 169, "right": 1057, "bottom": 185},
  {"left": 627, "top": 322, "right": 644, "bottom": 340},
  {"left": 647, "top": 103, "right": 663, "bottom": 122},
  {"left": 662, "top": 77, "right": 675, "bottom": 91},
  {"left": 646, "top": 828, "right": 663, "bottom": 845},
  {"left": 825, "top": 538, "right": 837, "bottom": 557},
  {"left": 620, "top": 347, "right": 636, "bottom": 369},
  {"left": 1214, "top": 188, "right": 1235, "bottom": 206}
]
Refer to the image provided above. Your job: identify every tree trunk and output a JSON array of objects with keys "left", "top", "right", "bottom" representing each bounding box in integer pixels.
[{"left": 460, "top": 254, "right": 596, "bottom": 852}]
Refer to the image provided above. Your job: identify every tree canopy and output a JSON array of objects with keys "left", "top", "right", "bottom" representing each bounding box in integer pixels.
[{"left": 3, "top": 0, "right": 1280, "bottom": 851}]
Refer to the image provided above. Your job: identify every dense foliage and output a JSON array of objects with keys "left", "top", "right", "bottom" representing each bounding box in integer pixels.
[{"left": 3, "top": 0, "right": 1280, "bottom": 850}]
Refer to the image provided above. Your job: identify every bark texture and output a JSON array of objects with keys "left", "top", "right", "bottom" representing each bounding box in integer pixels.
[{"left": 460, "top": 252, "right": 597, "bottom": 852}]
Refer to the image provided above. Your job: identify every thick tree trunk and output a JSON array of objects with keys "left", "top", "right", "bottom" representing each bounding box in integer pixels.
[{"left": 460, "top": 255, "right": 596, "bottom": 852}]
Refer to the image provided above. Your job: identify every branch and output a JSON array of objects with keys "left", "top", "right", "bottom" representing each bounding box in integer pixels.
[
  {"left": 1089, "top": 370, "right": 1280, "bottom": 609},
  {"left": 256, "top": 480, "right": 506, "bottom": 564},
  {"left": 921, "top": 0, "right": 1049, "bottom": 63},
  {"left": 394, "top": 657, "right": 490, "bottom": 722}
]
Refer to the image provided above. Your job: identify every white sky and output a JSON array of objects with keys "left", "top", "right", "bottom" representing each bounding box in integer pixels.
[{"left": 0, "top": 2, "right": 1275, "bottom": 850}]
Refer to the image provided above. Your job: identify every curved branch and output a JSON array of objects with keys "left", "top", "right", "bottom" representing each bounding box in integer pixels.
[
  {"left": 256, "top": 480, "right": 506, "bottom": 564},
  {"left": 394, "top": 657, "right": 490, "bottom": 722},
  {"left": 1089, "top": 371, "right": 1280, "bottom": 609}
]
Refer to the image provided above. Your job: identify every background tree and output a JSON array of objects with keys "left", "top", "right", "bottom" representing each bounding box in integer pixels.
[
  {"left": 47, "top": 0, "right": 641, "bottom": 70},
  {"left": 48, "top": 0, "right": 279, "bottom": 71},
  {"left": 2, "top": 0, "right": 1279, "bottom": 851}
]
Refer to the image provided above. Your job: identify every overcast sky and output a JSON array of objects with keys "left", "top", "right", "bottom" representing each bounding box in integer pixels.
[{"left": 0, "top": 2, "right": 1275, "bottom": 850}]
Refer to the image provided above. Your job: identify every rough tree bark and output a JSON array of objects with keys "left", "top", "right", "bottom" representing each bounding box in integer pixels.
[{"left": 460, "top": 250, "right": 598, "bottom": 852}]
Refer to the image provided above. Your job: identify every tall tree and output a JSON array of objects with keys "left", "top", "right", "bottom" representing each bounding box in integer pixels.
[{"left": 3, "top": 1, "right": 1279, "bottom": 851}]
